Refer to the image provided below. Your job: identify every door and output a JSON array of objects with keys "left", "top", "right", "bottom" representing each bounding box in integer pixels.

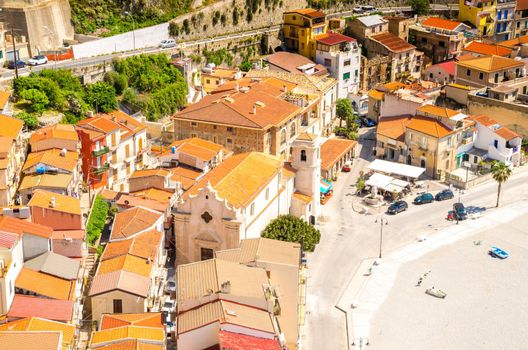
[{"left": 200, "top": 247, "right": 214, "bottom": 261}]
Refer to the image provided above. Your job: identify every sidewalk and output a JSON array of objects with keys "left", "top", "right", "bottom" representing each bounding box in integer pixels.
[{"left": 337, "top": 199, "right": 528, "bottom": 349}]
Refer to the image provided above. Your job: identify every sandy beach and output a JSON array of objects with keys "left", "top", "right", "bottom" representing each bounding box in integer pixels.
[{"left": 368, "top": 212, "right": 528, "bottom": 350}]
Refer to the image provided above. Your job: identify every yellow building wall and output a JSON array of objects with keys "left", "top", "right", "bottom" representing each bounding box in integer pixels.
[
  {"left": 283, "top": 13, "right": 326, "bottom": 61},
  {"left": 458, "top": 0, "right": 497, "bottom": 36}
]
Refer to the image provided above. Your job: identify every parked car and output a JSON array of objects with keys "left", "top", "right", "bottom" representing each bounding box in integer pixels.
[
  {"left": 7, "top": 60, "right": 25, "bottom": 69},
  {"left": 387, "top": 200, "right": 408, "bottom": 214},
  {"left": 361, "top": 117, "right": 376, "bottom": 127},
  {"left": 414, "top": 192, "right": 434, "bottom": 205},
  {"left": 164, "top": 280, "right": 176, "bottom": 294},
  {"left": 453, "top": 202, "right": 468, "bottom": 220},
  {"left": 435, "top": 189, "right": 454, "bottom": 201},
  {"left": 27, "top": 55, "right": 48, "bottom": 66},
  {"left": 160, "top": 39, "right": 176, "bottom": 48},
  {"left": 361, "top": 5, "right": 376, "bottom": 11},
  {"left": 162, "top": 297, "right": 175, "bottom": 313},
  {"left": 342, "top": 162, "right": 352, "bottom": 172},
  {"left": 353, "top": 6, "right": 363, "bottom": 13}
]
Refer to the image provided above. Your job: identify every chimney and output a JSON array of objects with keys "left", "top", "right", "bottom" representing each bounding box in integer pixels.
[
  {"left": 220, "top": 281, "right": 231, "bottom": 294},
  {"left": 87, "top": 111, "right": 94, "bottom": 118},
  {"left": 282, "top": 84, "right": 287, "bottom": 93},
  {"left": 60, "top": 148, "right": 67, "bottom": 157},
  {"left": 235, "top": 83, "right": 239, "bottom": 92},
  {"left": 252, "top": 105, "right": 257, "bottom": 115},
  {"left": 50, "top": 197, "right": 56, "bottom": 208}
]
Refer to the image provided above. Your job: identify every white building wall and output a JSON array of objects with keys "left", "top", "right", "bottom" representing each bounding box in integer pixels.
[
  {"left": 22, "top": 234, "right": 51, "bottom": 261},
  {"left": 379, "top": 94, "right": 428, "bottom": 119},
  {"left": 177, "top": 322, "right": 220, "bottom": 350},
  {"left": 316, "top": 48, "right": 361, "bottom": 99},
  {"left": 1, "top": 239, "right": 23, "bottom": 313}
]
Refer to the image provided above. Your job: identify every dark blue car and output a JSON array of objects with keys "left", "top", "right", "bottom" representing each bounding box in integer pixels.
[
  {"left": 414, "top": 192, "right": 434, "bottom": 205},
  {"left": 7, "top": 60, "right": 25, "bottom": 69}
]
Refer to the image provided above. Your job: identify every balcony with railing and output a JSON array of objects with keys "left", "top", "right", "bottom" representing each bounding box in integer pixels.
[
  {"left": 92, "top": 146, "right": 109, "bottom": 157},
  {"left": 93, "top": 163, "right": 109, "bottom": 175}
]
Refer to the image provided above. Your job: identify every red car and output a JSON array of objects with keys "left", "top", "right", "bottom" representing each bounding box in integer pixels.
[{"left": 342, "top": 163, "right": 352, "bottom": 172}]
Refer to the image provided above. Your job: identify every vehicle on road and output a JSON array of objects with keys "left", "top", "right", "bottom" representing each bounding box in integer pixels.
[
  {"left": 342, "top": 162, "right": 352, "bottom": 172},
  {"left": 361, "top": 5, "right": 376, "bottom": 12},
  {"left": 387, "top": 200, "right": 408, "bottom": 214},
  {"left": 426, "top": 286, "right": 447, "bottom": 298},
  {"left": 7, "top": 60, "right": 25, "bottom": 69},
  {"left": 28, "top": 55, "right": 48, "bottom": 66},
  {"left": 160, "top": 39, "right": 176, "bottom": 48},
  {"left": 361, "top": 117, "right": 376, "bottom": 127},
  {"left": 453, "top": 202, "right": 468, "bottom": 220},
  {"left": 414, "top": 192, "right": 434, "bottom": 205},
  {"left": 489, "top": 246, "right": 509, "bottom": 259},
  {"left": 435, "top": 189, "right": 454, "bottom": 201},
  {"left": 353, "top": 6, "right": 363, "bottom": 13},
  {"left": 162, "top": 298, "right": 175, "bottom": 313},
  {"left": 164, "top": 280, "right": 176, "bottom": 294}
]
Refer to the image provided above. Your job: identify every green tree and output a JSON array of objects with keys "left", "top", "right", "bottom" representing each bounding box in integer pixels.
[
  {"left": 491, "top": 161, "right": 512, "bottom": 207},
  {"left": 20, "top": 88, "right": 49, "bottom": 113},
  {"left": 84, "top": 81, "right": 117, "bottom": 113},
  {"left": 104, "top": 71, "right": 128, "bottom": 95},
  {"left": 169, "top": 22, "right": 180, "bottom": 37},
  {"left": 408, "top": 0, "right": 430, "bottom": 15},
  {"left": 261, "top": 215, "right": 321, "bottom": 252},
  {"left": 232, "top": 7, "right": 240, "bottom": 25},
  {"left": 239, "top": 60, "right": 252, "bottom": 72},
  {"left": 86, "top": 195, "right": 109, "bottom": 246},
  {"left": 336, "top": 98, "right": 353, "bottom": 128},
  {"left": 16, "top": 111, "right": 39, "bottom": 130}
]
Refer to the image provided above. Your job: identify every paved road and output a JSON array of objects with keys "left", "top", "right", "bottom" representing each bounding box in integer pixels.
[{"left": 303, "top": 131, "right": 528, "bottom": 350}]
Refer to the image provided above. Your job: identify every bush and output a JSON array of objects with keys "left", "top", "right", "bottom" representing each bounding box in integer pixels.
[
  {"left": 239, "top": 60, "right": 252, "bottom": 72},
  {"left": 262, "top": 215, "right": 321, "bottom": 252},
  {"left": 16, "top": 111, "right": 39, "bottom": 130},
  {"left": 86, "top": 195, "right": 109, "bottom": 246},
  {"left": 84, "top": 81, "right": 117, "bottom": 113},
  {"left": 169, "top": 22, "right": 180, "bottom": 37},
  {"left": 20, "top": 88, "right": 49, "bottom": 113},
  {"left": 104, "top": 71, "right": 128, "bottom": 95}
]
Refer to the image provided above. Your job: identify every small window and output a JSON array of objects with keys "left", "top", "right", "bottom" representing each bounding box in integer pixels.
[
  {"left": 191, "top": 122, "right": 197, "bottom": 127},
  {"left": 300, "top": 150, "right": 307, "bottom": 162},
  {"left": 227, "top": 127, "right": 234, "bottom": 132},
  {"left": 113, "top": 299, "right": 123, "bottom": 313},
  {"left": 265, "top": 188, "right": 270, "bottom": 200},
  {"left": 324, "top": 58, "right": 331, "bottom": 67},
  {"left": 344, "top": 60, "right": 351, "bottom": 66},
  {"left": 479, "top": 72, "right": 484, "bottom": 80},
  {"left": 250, "top": 203, "right": 255, "bottom": 216},
  {"left": 206, "top": 79, "right": 211, "bottom": 84},
  {"left": 421, "top": 37, "right": 427, "bottom": 43},
  {"left": 200, "top": 248, "right": 214, "bottom": 261},
  {"left": 439, "top": 41, "right": 445, "bottom": 47},
  {"left": 466, "top": 69, "right": 471, "bottom": 76},
  {"left": 226, "top": 138, "right": 233, "bottom": 144}
]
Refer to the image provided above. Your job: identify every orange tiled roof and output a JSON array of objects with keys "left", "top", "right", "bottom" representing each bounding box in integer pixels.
[
  {"left": 89, "top": 326, "right": 165, "bottom": 346},
  {"left": 370, "top": 32, "right": 416, "bottom": 53},
  {"left": 100, "top": 313, "right": 163, "bottom": 331},
  {"left": 174, "top": 82, "right": 301, "bottom": 129},
  {"left": 0, "top": 331, "right": 62, "bottom": 350},
  {"left": 110, "top": 207, "right": 162, "bottom": 240},
  {"left": 129, "top": 188, "right": 173, "bottom": 204},
  {"left": 97, "top": 254, "right": 153, "bottom": 277},
  {"left": 116, "top": 194, "right": 168, "bottom": 213},
  {"left": 77, "top": 115, "right": 121, "bottom": 133},
  {"left": 292, "top": 192, "right": 312, "bottom": 204},
  {"left": 91, "top": 339, "right": 163, "bottom": 350},
  {"left": 376, "top": 115, "right": 413, "bottom": 142},
  {"left": 0, "top": 317, "right": 75, "bottom": 350},
  {"left": 456, "top": 55, "right": 524, "bottom": 72},
  {"left": 130, "top": 169, "right": 170, "bottom": 179},
  {"left": 416, "top": 105, "right": 460, "bottom": 118},
  {"left": 470, "top": 115, "right": 520, "bottom": 140},
  {"left": 320, "top": 138, "right": 357, "bottom": 170},
  {"left": 15, "top": 268, "right": 75, "bottom": 300},
  {"left": 29, "top": 124, "right": 79, "bottom": 144},
  {"left": 102, "top": 229, "right": 162, "bottom": 262},
  {"left": 464, "top": 41, "right": 512, "bottom": 57},
  {"left": 28, "top": 189, "right": 81, "bottom": 215},
  {"left": 184, "top": 152, "right": 282, "bottom": 208},
  {"left": 0, "top": 216, "right": 53, "bottom": 238},
  {"left": 498, "top": 34, "right": 528, "bottom": 48},
  {"left": 22, "top": 149, "right": 78, "bottom": 172},
  {"left": 0, "top": 114, "right": 23, "bottom": 139},
  {"left": 285, "top": 8, "right": 325, "bottom": 18},
  {"left": 422, "top": 17, "right": 463, "bottom": 31},
  {"left": 0, "top": 90, "right": 10, "bottom": 108},
  {"left": 406, "top": 116, "right": 453, "bottom": 138}
]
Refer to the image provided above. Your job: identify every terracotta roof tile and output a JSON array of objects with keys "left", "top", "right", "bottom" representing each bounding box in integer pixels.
[
  {"left": 315, "top": 31, "right": 355, "bottom": 45},
  {"left": 110, "top": 207, "right": 162, "bottom": 240},
  {"left": 7, "top": 295, "right": 74, "bottom": 322},
  {"left": 0, "top": 317, "right": 75, "bottom": 350},
  {"left": 0, "top": 231, "right": 18, "bottom": 249},
  {"left": 28, "top": 190, "right": 81, "bottom": 216},
  {"left": 116, "top": 194, "right": 168, "bottom": 213},
  {"left": 100, "top": 313, "right": 163, "bottom": 331},
  {"left": 102, "top": 229, "right": 162, "bottom": 262},
  {"left": 129, "top": 188, "right": 174, "bottom": 204},
  {"left": 264, "top": 52, "right": 328, "bottom": 75},
  {"left": 498, "top": 34, "right": 528, "bottom": 48},
  {"left": 97, "top": 254, "right": 153, "bottom": 277},
  {"left": 184, "top": 152, "right": 282, "bottom": 208},
  {"left": 285, "top": 8, "right": 325, "bottom": 18},
  {"left": 376, "top": 115, "right": 413, "bottom": 142},
  {"left": 89, "top": 270, "right": 150, "bottom": 297},
  {"left": 215, "top": 237, "right": 300, "bottom": 266},
  {"left": 370, "top": 32, "right": 416, "bottom": 53},
  {"left": 292, "top": 191, "right": 313, "bottom": 204},
  {"left": 89, "top": 326, "right": 165, "bottom": 346},
  {"left": 219, "top": 330, "right": 281, "bottom": 350},
  {"left": 15, "top": 268, "right": 75, "bottom": 300},
  {"left": 130, "top": 169, "right": 170, "bottom": 178},
  {"left": 464, "top": 41, "right": 512, "bottom": 57},
  {"left": 517, "top": 0, "right": 528, "bottom": 11},
  {"left": 18, "top": 173, "right": 74, "bottom": 191},
  {"left": 77, "top": 115, "right": 121, "bottom": 133},
  {"left": 22, "top": 149, "right": 78, "bottom": 173},
  {"left": 456, "top": 55, "right": 524, "bottom": 72},
  {"left": 416, "top": 105, "right": 460, "bottom": 118},
  {"left": 0, "top": 331, "right": 62, "bottom": 350},
  {"left": 406, "top": 116, "right": 453, "bottom": 138},
  {"left": 421, "top": 17, "right": 464, "bottom": 31},
  {"left": 0, "top": 90, "right": 10, "bottom": 108},
  {"left": 0, "top": 216, "right": 53, "bottom": 238},
  {"left": 470, "top": 115, "right": 520, "bottom": 140},
  {"left": 29, "top": 124, "right": 78, "bottom": 145},
  {"left": 320, "top": 138, "right": 357, "bottom": 170},
  {"left": 0, "top": 114, "right": 23, "bottom": 139},
  {"left": 92, "top": 339, "right": 163, "bottom": 350}
]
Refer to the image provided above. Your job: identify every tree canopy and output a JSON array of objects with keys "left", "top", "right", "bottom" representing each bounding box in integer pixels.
[
  {"left": 84, "top": 81, "right": 118, "bottom": 113},
  {"left": 336, "top": 98, "right": 353, "bottom": 127},
  {"left": 261, "top": 215, "right": 321, "bottom": 252},
  {"left": 408, "top": 0, "right": 430, "bottom": 15},
  {"left": 491, "top": 161, "right": 512, "bottom": 207}
]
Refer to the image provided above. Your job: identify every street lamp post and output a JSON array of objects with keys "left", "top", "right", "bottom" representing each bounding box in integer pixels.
[
  {"left": 375, "top": 217, "right": 388, "bottom": 259},
  {"left": 124, "top": 11, "right": 136, "bottom": 50},
  {"left": 458, "top": 161, "right": 471, "bottom": 202}
]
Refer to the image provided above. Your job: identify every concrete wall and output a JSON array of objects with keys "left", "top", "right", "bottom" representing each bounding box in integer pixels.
[
  {"left": 178, "top": 322, "right": 220, "bottom": 350},
  {"left": 30, "top": 207, "right": 82, "bottom": 231},
  {"left": 22, "top": 233, "right": 51, "bottom": 261}
]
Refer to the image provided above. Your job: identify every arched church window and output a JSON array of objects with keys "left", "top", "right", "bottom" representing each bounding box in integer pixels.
[{"left": 301, "top": 150, "right": 307, "bottom": 162}]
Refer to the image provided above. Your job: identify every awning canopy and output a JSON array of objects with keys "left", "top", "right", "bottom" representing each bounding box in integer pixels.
[
  {"left": 368, "top": 159, "right": 425, "bottom": 179},
  {"left": 366, "top": 173, "right": 394, "bottom": 188},
  {"left": 320, "top": 180, "right": 333, "bottom": 194}
]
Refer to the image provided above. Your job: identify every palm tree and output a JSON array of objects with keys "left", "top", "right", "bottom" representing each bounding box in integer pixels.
[{"left": 491, "top": 162, "right": 512, "bottom": 208}]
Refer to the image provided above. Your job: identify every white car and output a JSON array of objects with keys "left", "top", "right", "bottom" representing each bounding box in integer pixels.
[
  {"left": 164, "top": 280, "right": 176, "bottom": 294},
  {"left": 27, "top": 55, "right": 48, "bottom": 66},
  {"left": 162, "top": 298, "right": 175, "bottom": 313},
  {"left": 353, "top": 6, "right": 363, "bottom": 13},
  {"left": 160, "top": 39, "right": 176, "bottom": 49}
]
